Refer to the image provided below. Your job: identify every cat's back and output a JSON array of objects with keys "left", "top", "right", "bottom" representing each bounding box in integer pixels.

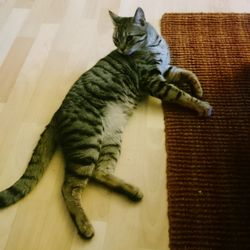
[{"left": 62, "top": 50, "right": 144, "bottom": 110}]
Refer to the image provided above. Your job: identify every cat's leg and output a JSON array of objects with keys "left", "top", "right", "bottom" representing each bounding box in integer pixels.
[
  {"left": 60, "top": 132, "right": 101, "bottom": 239},
  {"left": 92, "top": 171, "right": 143, "bottom": 201},
  {"left": 147, "top": 75, "right": 212, "bottom": 117},
  {"left": 164, "top": 66, "right": 203, "bottom": 98},
  {"left": 92, "top": 131, "right": 143, "bottom": 201},
  {"left": 62, "top": 173, "right": 94, "bottom": 239}
]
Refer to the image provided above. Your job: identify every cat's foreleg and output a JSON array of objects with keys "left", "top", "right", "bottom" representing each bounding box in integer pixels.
[
  {"left": 148, "top": 75, "right": 212, "bottom": 117},
  {"left": 164, "top": 66, "right": 203, "bottom": 98}
]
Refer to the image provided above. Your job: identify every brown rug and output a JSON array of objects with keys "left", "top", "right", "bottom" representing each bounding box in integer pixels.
[{"left": 161, "top": 14, "right": 250, "bottom": 249}]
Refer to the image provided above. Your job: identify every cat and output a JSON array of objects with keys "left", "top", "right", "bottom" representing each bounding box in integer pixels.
[{"left": 0, "top": 8, "right": 212, "bottom": 239}]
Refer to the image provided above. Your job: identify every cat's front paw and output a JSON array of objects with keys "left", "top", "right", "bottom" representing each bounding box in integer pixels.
[{"left": 197, "top": 101, "right": 213, "bottom": 117}]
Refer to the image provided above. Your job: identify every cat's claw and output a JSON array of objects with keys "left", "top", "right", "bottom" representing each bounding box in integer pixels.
[{"left": 206, "top": 105, "right": 213, "bottom": 117}]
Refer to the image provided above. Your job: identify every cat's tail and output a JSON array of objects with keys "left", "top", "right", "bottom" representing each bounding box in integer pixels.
[{"left": 0, "top": 117, "right": 57, "bottom": 208}]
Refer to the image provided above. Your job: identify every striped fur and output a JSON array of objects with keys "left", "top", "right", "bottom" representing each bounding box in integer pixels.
[
  {"left": 0, "top": 120, "right": 57, "bottom": 207},
  {"left": 0, "top": 8, "right": 212, "bottom": 239}
]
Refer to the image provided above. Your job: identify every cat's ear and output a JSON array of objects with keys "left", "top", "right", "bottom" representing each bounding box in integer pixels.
[
  {"left": 133, "top": 7, "right": 146, "bottom": 26},
  {"left": 109, "top": 10, "right": 121, "bottom": 25}
]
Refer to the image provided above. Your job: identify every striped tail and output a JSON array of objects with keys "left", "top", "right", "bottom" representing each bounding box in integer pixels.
[{"left": 0, "top": 118, "right": 57, "bottom": 208}]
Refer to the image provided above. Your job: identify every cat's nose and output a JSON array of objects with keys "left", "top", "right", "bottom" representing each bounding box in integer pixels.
[{"left": 119, "top": 44, "right": 127, "bottom": 51}]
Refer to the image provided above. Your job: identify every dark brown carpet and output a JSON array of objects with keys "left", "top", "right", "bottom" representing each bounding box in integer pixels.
[{"left": 161, "top": 14, "right": 250, "bottom": 249}]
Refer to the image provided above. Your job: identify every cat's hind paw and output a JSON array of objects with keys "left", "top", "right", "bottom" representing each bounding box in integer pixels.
[
  {"left": 128, "top": 188, "right": 144, "bottom": 202},
  {"left": 77, "top": 218, "right": 95, "bottom": 239}
]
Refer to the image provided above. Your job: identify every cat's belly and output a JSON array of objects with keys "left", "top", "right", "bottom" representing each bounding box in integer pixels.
[{"left": 102, "top": 102, "right": 133, "bottom": 136}]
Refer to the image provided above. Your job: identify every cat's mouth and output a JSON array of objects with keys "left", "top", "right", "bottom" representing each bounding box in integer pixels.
[{"left": 118, "top": 48, "right": 134, "bottom": 56}]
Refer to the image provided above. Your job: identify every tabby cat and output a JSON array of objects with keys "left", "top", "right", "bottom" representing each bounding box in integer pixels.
[{"left": 0, "top": 8, "right": 212, "bottom": 239}]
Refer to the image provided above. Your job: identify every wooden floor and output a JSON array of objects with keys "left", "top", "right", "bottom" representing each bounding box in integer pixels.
[{"left": 0, "top": 1, "right": 249, "bottom": 250}]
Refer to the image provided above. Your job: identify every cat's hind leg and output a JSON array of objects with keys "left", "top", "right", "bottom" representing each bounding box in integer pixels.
[
  {"left": 62, "top": 172, "right": 94, "bottom": 239},
  {"left": 92, "top": 130, "right": 143, "bottom": 201},
  {"left": 58, "top": 108, "right": 104, "bottom": 238},
  {"left": 61, "top": 136, "right": 100, "bottom": 239},
  {"left": 92, "top": 171, "right": 143, "bottom": 201}
]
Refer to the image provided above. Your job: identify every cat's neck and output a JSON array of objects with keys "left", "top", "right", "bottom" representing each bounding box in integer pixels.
[
  {"left": 145, "top": 23, "right": 161, "bottom": 46},
  {"left": 143, "top": 23, "right": 169, "bottom": 58},
  {"left": 143, "top": 23, "right": 171, "bottom": 74}
]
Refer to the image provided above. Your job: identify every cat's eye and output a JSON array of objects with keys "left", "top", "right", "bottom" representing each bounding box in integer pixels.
[{"left": 126, "top": 35, "right": 133, "bottom": 42}]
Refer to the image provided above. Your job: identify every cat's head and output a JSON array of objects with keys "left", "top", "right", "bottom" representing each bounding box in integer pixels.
[{"left": 109, "top": 7, "right": 148, "bottom": 55}]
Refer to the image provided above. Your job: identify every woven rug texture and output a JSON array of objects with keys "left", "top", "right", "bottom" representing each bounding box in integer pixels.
[{"left": 161, "top": 13, "right": 250, "bottom": 249}]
